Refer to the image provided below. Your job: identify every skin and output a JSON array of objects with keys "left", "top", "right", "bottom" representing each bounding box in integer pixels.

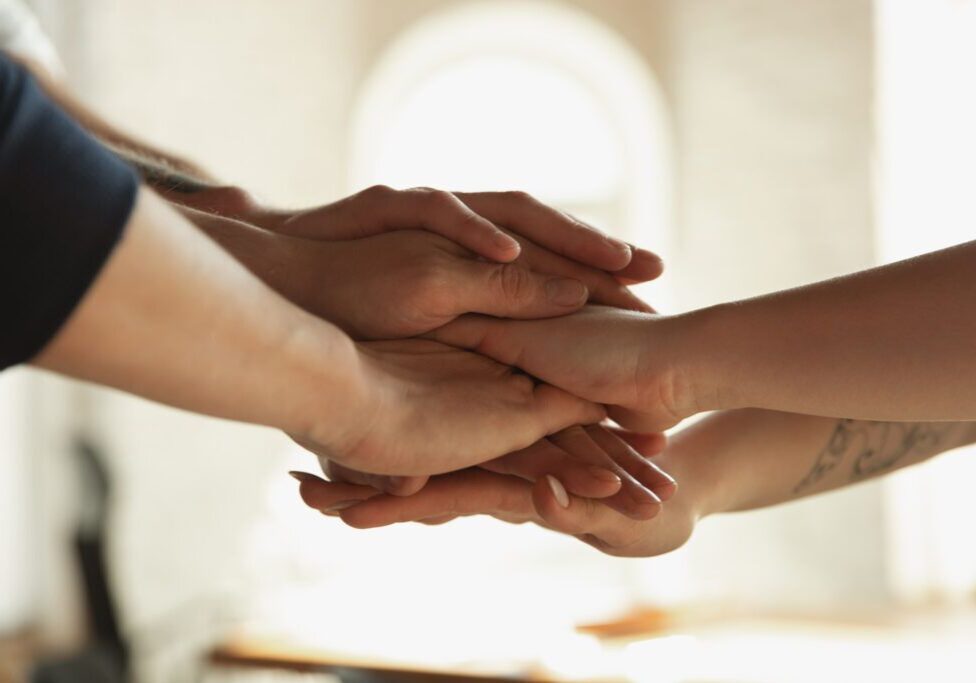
[
  {"left": 432, "top": 240, "right": 976, "bottom": 431},
  {"left": 33, "top": 189, "right": 605, "bottom": 476},
  {"left": 180, "top": 207, "right": 653, "bottom": 340},
  {"left": 177, "top": 208, "right": 666, "bottom": 494},
  {"left": 293, "top": 424, "right": 675, "bottom": 522},
  {"left": 186, "top": 184, "right": 665, "bottom": 285},
  {"left": 297, "top": 410, "right": 976, "bottom": 558},
  {"left": 14, "top": 55, "right": 672, "bottom": 492}
]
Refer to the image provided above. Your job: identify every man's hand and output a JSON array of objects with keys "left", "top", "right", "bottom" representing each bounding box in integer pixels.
[
  {"left": 171, "top": 185, "right": 664, "bottom": 284},
  {"left": 293, "top": 428, "right": 696, "bottom": 558},
  {"left": 187, "top": 209, "right": 653, "bottom": 338},
  {"left": 430, "top": 306, "right": 701, "bottom": 432},
  {"left": 264, "top": 230, "right": 656, "bottom": 339},
  {"left": 299, "top": 339, "right": 607, "bottom": 477}
]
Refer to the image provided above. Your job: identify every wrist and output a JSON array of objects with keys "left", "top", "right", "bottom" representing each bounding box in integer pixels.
[
  {"left": 283, "top": 320, "right": 373, "bottom": 451},
  {"left": 658, "top": 419, "right": 732, "bottom": 520},
  {"left": 666, "top": 303, "right": 746, "bottom": 416}
]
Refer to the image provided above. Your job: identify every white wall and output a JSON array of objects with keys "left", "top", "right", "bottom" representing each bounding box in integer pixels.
[
  {"left": 0, "top": 370, "right": 32, "bottom": 632},
  {"left": 667, "top": 0, "right": 884, "bottom": 609}
]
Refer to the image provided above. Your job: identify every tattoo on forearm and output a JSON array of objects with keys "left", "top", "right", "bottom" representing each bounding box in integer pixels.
[{"left": 793, "top": 419, "right": 952, "bottom": 494}]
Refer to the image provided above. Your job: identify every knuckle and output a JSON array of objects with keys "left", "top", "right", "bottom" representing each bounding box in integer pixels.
[
  {"left": 492, "top": 263, "right": 533, "bottom": 303},
  {"left": 510, "top": 373, "right": 535, "bottom": 396},
  {"left": 403, "top": 259, "right": 454, "bottom": 311},
  {"left": 420, "top": 188, "right": 456, "bottom": 209},
  {"left": 502, "top": 189, "right": 533, "bottom": 204},
  {"left": 362, "top": 183, "right": 395, "bottom": 200}
]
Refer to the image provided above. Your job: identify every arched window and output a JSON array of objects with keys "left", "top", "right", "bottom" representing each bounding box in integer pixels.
[{"left": 349, "top": 0, "right": 673, "bottom": 303}]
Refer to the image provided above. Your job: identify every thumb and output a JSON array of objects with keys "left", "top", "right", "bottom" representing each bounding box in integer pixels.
[
  {"left": 460, "top": 261, "right": 587, "bottom": 319},
  {"left": 325, "top": 459, "right": 429, "bottom": 496}
]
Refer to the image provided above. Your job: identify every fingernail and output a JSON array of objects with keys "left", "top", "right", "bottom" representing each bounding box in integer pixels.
[
  {"left": 382, "top": 477, "right": 405, "bottom": 494},
  {"left": 546, "top": 278, "right": 587, "bottom": 306},
  {"left": 289, "top": 471, "right": 318, "bottom": 483},
  {"left": 629, "top": 486, "right": 662, "bottom": 507},
  {"left": 585, "top": 466, "right": 622, "bottom": 484},
  {"left": 494, "top": 230, "right": 520, "bottom": 253},
  {"left": 634, "top": 247, "right": 663, "bottom": 264},
  {"left": 322, "top": 500, "right": 360, "bottom": 514},
  {"left": 606, "top": 236, "right": 632, "bottom": 255},
  {"left": 654, "top": 479, "right": 678, "bottom": 502},
  {"left": 546, "top": 475, "right": 570, "bottom": 508}
]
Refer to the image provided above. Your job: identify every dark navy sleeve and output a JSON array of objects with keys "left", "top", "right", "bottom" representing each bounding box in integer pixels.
[{"left": 0, "top": 52, "right": 138, "bottom": 369}]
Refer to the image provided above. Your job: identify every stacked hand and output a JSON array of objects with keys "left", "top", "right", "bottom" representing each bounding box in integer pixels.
[{"left": 172, "top": 184, "right": 682, "bottom": 550}]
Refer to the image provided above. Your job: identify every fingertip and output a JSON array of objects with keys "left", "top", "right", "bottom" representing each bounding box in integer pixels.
[
  {"left": 383, "top": 475, "right": 429, "bottom": 496},
  {"left": 491, "top": 231, "right": 522, "bottom": 261},
  {"left": 625, "top": 489, "right": 663, "bottom": 521},
  {"left": 653, "top": 478, "right": 678, "bottom": 503},
  {"left": 603, "top": 236, "right": 634, "bottom": 271},
  {"left": 642, "top": 432, "right": 669, "bottom": 456},
  {"left": 338, "top": 505, "right": 383, "bottom": 529},
  {"left": 613, "top": 248, "right": 665, "bottom": 283},
  {"left": 296, "top": 479, "right": 329, "bottom": 510},
  {"left": 545, "top": 475, "right": 570, "bottom": 508},
  {"left": 532, "top": 476, "right": 566, "bottom": 521},
  {"left": 531, "top": 477, "right": 590, "bottom": 535},
  {"left": 583, "top": 465, "right": 623, "bottom": 491},
  {"left": 289, "top": 470, "right": 325, "bottom": 484}
]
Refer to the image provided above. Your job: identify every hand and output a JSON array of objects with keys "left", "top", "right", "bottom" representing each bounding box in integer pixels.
[
  {"left": 305, "top": 425, "right": 674, "bottom": 521},
  {"left": 301, "top": 339, "right": 607, "bottom": 476},
  {"left": 430, "top": 305, "right": 699, "bottom": 432},
  {"left": 294, "top": 428, "right": 697, "bottom": 558},
  {"left": 253, "top": 228, "right": 654, "bottom": 339},
  {"left": 184, "top": 209, "right": 655, "bottom": 338},
  {"left": 172, "top": 185, "right": 664, "bottom": 282}
]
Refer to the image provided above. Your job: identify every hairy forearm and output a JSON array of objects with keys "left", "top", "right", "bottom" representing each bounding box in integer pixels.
[
  {"left": 679, "top": 240, "right": 976, "bottom": 421},
  {"left": 669, "top": 409, "right": 976, "bottom": 517},
  {"left": 33, "top": 188, "right": 363, "bottom": 439}
]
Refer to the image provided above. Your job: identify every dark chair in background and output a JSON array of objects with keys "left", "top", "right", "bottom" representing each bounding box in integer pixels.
[{"left": 31, "top": 437, "right": 128, "bottom": 683}]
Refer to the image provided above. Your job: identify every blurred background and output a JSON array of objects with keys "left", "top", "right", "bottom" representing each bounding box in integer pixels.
[{"left": 2, "top": 0, "right": 976, "bottom": 681}]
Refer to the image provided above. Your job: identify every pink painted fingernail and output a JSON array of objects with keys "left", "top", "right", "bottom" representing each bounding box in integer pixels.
[
  {"left": 585, "top": 466, "right": 622, "bottom": 484},
  {"left": 546, "top": 475, "right": 570, "bottom": 508},
  {"left": 629, "top": 486, "right": 663, "bottom": 507},
  {"left": 289, "top": 471, "right": 319, "bottom": 483},
  {"left": 382, "top": 477, "right": 405, "bottom": 493},
  {"left": 322, "top": 500, "right": 360, "bottom": 515}
]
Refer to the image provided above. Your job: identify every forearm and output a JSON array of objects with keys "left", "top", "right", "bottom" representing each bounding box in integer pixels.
[
  {"left": 14, "top": 53, "right": 217, "bottom": 184},
  {"left": 679, "top": 240, "right": 976, "bottom": 421},
  {"left": 33, "top": 188, "right": 363, "bottom": 440},
  {"left": 667, "top": 409, "right": 976, "bottom": 517}
]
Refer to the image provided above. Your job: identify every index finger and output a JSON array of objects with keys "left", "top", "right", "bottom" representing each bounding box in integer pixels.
[
  {"left": 454, "top": 191, "right": 634, "bottom": 272},
  {"left": 337, "top": 469, "right": 538, "bottom": 529}
]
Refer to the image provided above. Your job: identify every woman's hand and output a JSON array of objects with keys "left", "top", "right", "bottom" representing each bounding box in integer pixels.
[
  {"left": 183, "top": 204, "right": 655, "bottom": 339},
  {"left": 305, "top": 425, "right": 674, "bottom": 518},
  {"left": 257, "top": 229, "right": 652, "bottom": 339},
  {"left": 297, "top": 339, "right": 607, "bottom": 477},
  {"left": 293, "top": 427, "right": 697, "bottom": 558},
  {"left": 430, "top": 306, "right": 703, "bottom": 432},
  {"left": 205, "top": 185, "right": 664, "bottom": 282}
]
